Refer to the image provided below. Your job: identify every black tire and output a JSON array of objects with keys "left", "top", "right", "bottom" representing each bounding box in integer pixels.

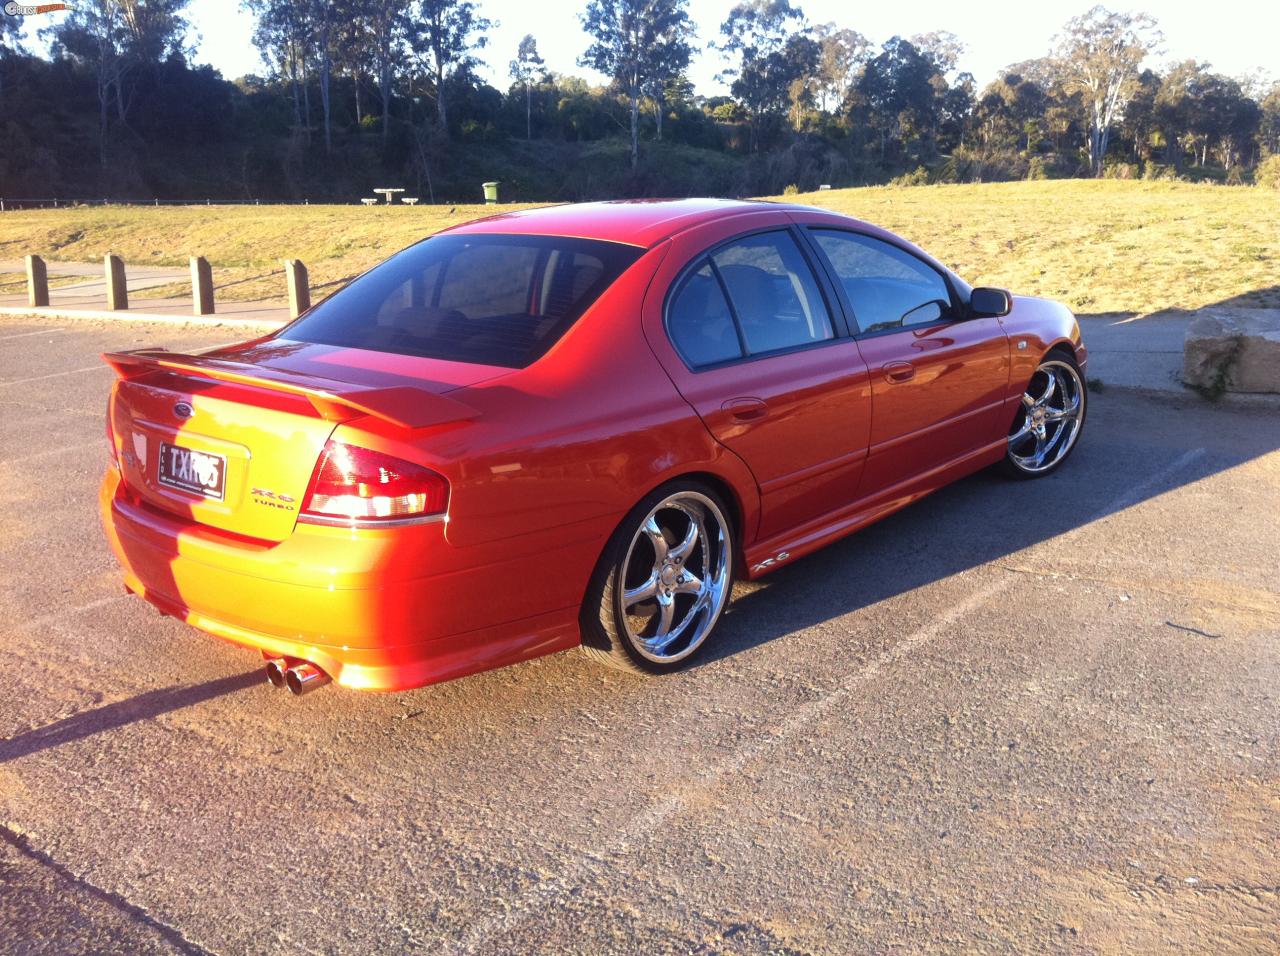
[
  {"left": 1000, "top": 346, "right": 1087, "bottom": 480},
  {"left": 580, "top": 479, "right": 736, "bottom": 675}
]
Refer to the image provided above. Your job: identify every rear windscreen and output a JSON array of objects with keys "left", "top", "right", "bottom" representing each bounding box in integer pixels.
[{"left": 280, "top": 234, "right": 642, "bottom": 368}]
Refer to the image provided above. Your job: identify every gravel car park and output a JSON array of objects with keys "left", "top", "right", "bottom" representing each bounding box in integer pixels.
[{"left": 2, "top": 314, "right": 1278, "bottom": 954}]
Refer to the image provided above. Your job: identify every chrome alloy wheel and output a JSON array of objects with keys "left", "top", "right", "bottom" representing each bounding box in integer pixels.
[
  {"left": 1008, "top": 358, "right": 1085, "bottom": 474},
  {"left": 617, "top": 491, "right": 732, "bottom": 664}
]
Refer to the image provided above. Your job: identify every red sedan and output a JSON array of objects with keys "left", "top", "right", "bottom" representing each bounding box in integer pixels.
[{"left": 100, "top": 199, "right": 1087, "bottom": 694}]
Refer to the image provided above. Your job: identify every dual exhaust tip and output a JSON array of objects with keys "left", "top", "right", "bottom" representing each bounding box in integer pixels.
[{"left": 266, "top": 658, "right": 331, "bottom": 696}]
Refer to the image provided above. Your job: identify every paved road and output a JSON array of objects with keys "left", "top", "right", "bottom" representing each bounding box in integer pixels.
[{"left": 1, "top": 314, "right": 1278, "bottom": 955}]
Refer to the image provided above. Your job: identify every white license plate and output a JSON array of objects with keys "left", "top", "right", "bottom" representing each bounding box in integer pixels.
[{"left": 157, "top": 441, "right": 226, "bottom": 500}]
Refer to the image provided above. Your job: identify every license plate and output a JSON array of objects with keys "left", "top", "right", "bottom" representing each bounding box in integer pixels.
[{"left": 158, "top": 441, "right": 226, "bottom": 500}]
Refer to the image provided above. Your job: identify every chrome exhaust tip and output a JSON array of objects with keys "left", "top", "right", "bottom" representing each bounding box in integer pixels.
[
  {"left": 285, "top": 662, "right": 331, "bottom": 696},
  {"left": 265, "top": 658, "right": 289, "bottom": 689}
]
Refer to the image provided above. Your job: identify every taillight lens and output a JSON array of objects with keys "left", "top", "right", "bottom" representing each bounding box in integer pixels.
[{"left": 300, "top": 441, "right": 448, "bottom": 523}]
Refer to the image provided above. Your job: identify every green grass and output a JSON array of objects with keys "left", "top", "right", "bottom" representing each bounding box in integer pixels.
[{"left": 2, "top": 180, "right": 1277, "bottom": 314}]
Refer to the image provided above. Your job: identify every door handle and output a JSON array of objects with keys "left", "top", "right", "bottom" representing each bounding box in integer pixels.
[
  {"left": 883, "top": 361, "right": 915, "bottom": 384},
  {"left": 722, "top": 397, "right": 768, "bottom": 422}
]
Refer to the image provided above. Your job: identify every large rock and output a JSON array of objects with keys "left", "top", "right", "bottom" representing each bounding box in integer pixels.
[{"left": 1183, "top": 308, "right": 1280, "bottom": 395}]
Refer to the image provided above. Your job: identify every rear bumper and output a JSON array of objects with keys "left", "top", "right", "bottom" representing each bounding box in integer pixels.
[{"left": 99, "top": 467, "right": 581, "bottom": 691}]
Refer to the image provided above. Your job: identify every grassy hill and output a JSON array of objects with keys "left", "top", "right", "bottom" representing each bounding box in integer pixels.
[{"left": 1, "top": 180, "right": 1276, "bottom": 314}]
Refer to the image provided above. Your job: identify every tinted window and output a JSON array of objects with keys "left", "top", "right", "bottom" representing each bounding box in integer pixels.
[
  {"left": 282, "top": 235, "right": 640, "bottom": 368},
  {"left": 812, "top": 230, "right": 952, "bottom": 334},
  {"left": 666, "top": 262, "right": 744, "bottom": 368},
  {"left": 711, "top": 232, "right": 834, "bottom": 355}
]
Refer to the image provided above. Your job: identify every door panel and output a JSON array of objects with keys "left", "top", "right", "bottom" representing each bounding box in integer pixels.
[
  {"left": 670, "top": 342, "right": 872, "bottom": 539},
  {"left": 856, "top": 319, "right": 1010, "bottom": 495},
  {"left": 642, "top": 216, "right": 873, "bottom": 543},
  {"left": 800, "top": 226, "right": 1010, "bottom": 498}
]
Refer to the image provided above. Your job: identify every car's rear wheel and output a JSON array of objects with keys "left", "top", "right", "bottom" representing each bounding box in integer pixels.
[
  {"left": 1002, "top": 349, "right": 1087, "bottom": 478},
  {"left": 580, "top": 482, "right": 734, "bottom": 674}
]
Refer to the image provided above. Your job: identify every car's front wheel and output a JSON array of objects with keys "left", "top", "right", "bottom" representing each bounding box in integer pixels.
[
  {"left": 1002, "top": 349, "right": 1087, "bottom": 478},
  {"left": 580, "top": 481, "right": 735, "bottom": 674}
]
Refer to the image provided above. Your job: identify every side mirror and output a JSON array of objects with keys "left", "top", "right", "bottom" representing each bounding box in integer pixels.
[{"left": 969, "top": 287, "right": 1012, "bottom": 318}]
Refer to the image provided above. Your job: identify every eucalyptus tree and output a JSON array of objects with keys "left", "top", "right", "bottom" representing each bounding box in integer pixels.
[
  {"left": 244, "top": 0, "right": 314, "bottom": 137},
  {"left": 411, "top": 0, "right": 492, "bottom": 137},
  {"left": 509, "top": 33, "right": 545, "bottom": 140},
  {"left": 811, "top": 23, "right": 869, "bottom": 114},
  {"left": 715, "top": 0, "right": 813, "bottom": 149},
  {"left": 1052, "top": 5, "right": 1161, "bottom": 175},
  {"left": 580, "top": 0, "right": 693, "bottom": 168}
]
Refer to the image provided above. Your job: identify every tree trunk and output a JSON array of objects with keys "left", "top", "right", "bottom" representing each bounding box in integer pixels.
[
  {"left": 629, "top": 89, "right": 639, "bottom": 169},
  {"left": 380, "top": 65, "right": 391, "bottom": 141},
  {"left": 355, "top": 74, "right": 362, "bottom": 125},
  {"left": 302, "top": 58, "right": 312, "bottom": 145},
  {"left": 435, "top": 63, "right": 448, "bottom": 135},
  {"left": 525, "top": 81, "right": 532, "bottom": 140},
  {"left": 654, "top": 94, "right": 664, "bottom": 141},
  {"left": 320, "top": 48, "right": 332, "bottom": 152}
]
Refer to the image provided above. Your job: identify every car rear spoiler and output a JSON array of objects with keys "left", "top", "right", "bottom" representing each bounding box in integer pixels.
[{"left": 102, "top": 349, "right": 479, "bottom": 430}]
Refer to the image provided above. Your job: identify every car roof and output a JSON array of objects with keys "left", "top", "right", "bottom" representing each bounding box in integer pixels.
[{"left": 439, "top": 198, "right": 816, "bottom": 248}]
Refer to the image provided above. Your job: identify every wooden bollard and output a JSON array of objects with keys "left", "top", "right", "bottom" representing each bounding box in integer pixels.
[
  {"left": 26, "top": 254, "right": 49, "bottom": 308},
  {"left": 190, "top": 256, "right": 215, "bottom": 316},
  {"left": 104, "top": 253, "right": 128, "bottom": 311},
  {"left": 284, "top": 259, "right": 310, "bottom": 318}
]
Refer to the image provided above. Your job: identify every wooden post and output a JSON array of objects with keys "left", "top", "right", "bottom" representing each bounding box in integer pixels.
[
  {"left": 190, "top": 256, "right": 215, "bottom": 316},
  {"left": 26, "top": 255, "right": 49, "bottom": 308},
  {"left": 284, "top": 259, "right": 310, "bottom": 318},
  {"left": 104, "top": 254, "right": 128, "bottom": 311}
]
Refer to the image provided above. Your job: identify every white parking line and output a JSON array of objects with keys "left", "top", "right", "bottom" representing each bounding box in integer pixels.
[
  {"left": 0, "top": 365, "right": 111, "bottom": 388},
  {"left": 0, "top": 438, "right": 107, "bottom": 468},
  {"left": 23, "top": 595, "right": 130, "bottom": 633},
  {"left": 0, "top": 327, "right": 65, "bottom": 342},
  {"left": 449, "top": 446, "right": 1210, "bottom": 955}
]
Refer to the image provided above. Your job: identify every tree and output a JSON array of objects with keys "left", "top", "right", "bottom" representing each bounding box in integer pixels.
[
  {"left": 977, "top": 72, "right": 1047, "bottom": 150},
  {"left": 244, "top": 0, "right": 313, "bottom": 137},
  {"left": 580, "top": 0, "right": 693, "bottom": 168},
  {"left": 365, "top": 0, "right": 408, "bottom": 141},
  {"left": 509, "top": 33, "right": 545, "bottom": 140},
  {"left": 308, "top": 0, "right": 342, "bottom": 152},
  {"left": 811, "top": 23, "right": 868, "bottom": 114},
  {"left": 411, "top": 0, "right": 492, "bottom": 137},
  {"left": 909, "top": 30, "right": 964, "bottom": 77},
  {"left": 1259, "top": 82, "right": 1280, "bottom": 158},
  {"left": 47, "top": 1, "right": 132, "bottom": 165},
  {"left": 855, "top": 36, "right": 938, "bottom": 161},
  {"left": 715, "top": 0, "right": 808, "bottom": 150},
  {"left": 1052, "top": 5, "right": 1161, "bottom": 175}
]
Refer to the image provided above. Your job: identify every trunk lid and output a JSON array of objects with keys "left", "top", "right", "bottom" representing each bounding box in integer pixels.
[{"left": 105, "top": 340, "right": 493, "bottom": 542}]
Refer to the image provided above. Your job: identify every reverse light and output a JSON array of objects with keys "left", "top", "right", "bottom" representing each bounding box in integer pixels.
[{"left": 300, "top": 440, "right": 448, "bottom": 524}]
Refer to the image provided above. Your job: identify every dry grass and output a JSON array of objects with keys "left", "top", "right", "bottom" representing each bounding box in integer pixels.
[
  {"left": 785, "top": 179, "right": 1280, "bottom": 314},
  {"left": 1, "top": 180, "right": 1277, "bottom": 314}
]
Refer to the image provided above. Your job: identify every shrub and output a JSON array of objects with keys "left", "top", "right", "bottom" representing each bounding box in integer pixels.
[
  {"left": 890, "top": 166, "right": 930, "bottom": 187},
  {"left": 1026, "top": 156, "right": 1048, "bottom": 180},
  {"left": 1102, "top": 162, "right": 1139, "bottom": 180},
  {"left": 783, "top": 183, "right": 800, "bottom": 196},
  {"left": 1256, "top": 155, "right": 1280, "bottom": 189}
]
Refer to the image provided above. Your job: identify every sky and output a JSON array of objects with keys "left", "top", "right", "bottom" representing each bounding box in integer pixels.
[{"left": 14, "top": 0, "right": 1280, "bottom": 96}]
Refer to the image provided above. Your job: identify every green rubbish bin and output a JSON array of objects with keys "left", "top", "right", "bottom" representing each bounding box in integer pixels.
[{"left": 482, "top": 181, "right": 500, "bottom": 204}]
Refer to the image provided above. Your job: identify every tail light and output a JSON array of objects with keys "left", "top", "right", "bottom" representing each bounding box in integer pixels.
[{"left": 300, "top": 440, "right": 448, "bottom": 524}]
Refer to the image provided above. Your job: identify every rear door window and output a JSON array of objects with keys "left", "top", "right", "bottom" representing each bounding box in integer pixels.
[
  {"left": 711, "top": 232, "right": 834, "bottom": 355},
  {"left": 283, "top": 235, "right": 640, "bottom": 368},
  {"left": 665, "top": 230, "right": 836, "bottom": 369}
]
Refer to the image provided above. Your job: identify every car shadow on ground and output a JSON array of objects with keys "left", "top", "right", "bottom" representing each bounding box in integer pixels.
[
  {"left": 693, "top": 388, "right": 1280, "bottom": 670},
  {"left": 0, "top": 671, "right": 262, "bottom": 764}
]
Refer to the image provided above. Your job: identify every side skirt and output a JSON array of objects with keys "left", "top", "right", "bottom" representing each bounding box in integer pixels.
[{"left": 742, "top": 438, "right": 1008, "bottom": 579}]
